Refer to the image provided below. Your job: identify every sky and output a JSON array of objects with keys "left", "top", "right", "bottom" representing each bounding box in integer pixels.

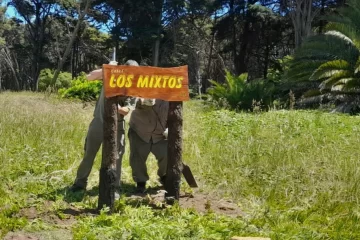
[
  {"left": 2, "top": 2, "right": 111, "bottom": 33},
  {"left": 3, "top": 2, "right": 16, "bottom": 18}
]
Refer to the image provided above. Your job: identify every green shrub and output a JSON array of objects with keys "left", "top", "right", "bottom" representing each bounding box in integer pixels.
[
  {"left": 59, "top": 72, "right": 102, "bottom": 101},
  {"left": 267, "top": 55, "right": 292, "bottom": 82},
  {"left": 208, "top": 71, "right": 275, "bottom": 111},
  {"left": 38, "top": 69, "right": 72, "bottom": 91}
]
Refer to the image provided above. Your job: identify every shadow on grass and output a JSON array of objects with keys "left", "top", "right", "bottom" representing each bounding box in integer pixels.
[
  {"left": 86, "top": 182, "right": 163, "bottom": 197},
  {"left": 37, "top": 182, "right": 167, "bottom": 217},
  {"left": 37, "top": 186, "right": 85, "bottom": 203},
  {"left": 39, "top": 182, "right": 164, "bottom": 202},
  {"left": 86, "top": 183, "right": 166, "bottom": 210},
  {"left": 60, "top": 207, "right": 98, "bottom": 216}
]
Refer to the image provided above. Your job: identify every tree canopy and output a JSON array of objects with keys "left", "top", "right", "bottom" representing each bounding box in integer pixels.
[{"left": 0, "top": 0, "right": 349, "bottom": 97}]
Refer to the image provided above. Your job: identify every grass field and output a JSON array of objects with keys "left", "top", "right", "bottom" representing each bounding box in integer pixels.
[{"left": 1, "top": 92, "right": 360, "bottom": 239}]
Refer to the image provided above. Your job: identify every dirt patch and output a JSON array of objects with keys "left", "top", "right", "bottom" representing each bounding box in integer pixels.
[
  {"left": 4, "top": 230, "right": 72, "bottom": 240},
  {"left": 127, "top": 190, "right": 243, "bottom": 217},
  {"left": 179, "top": 193, "right": 243, "bottom": 217},
  {"left": 3, "top": 232, "right": 39, "bottom": 240},
  {"left": 7, "top": 203, "right": 80, "bottom": 240},
  {"left": 40, "top": 213, "right": 76, "bottom": 228},
  {"left": 18, "top": 191, "right": 242, "bottom": 220},
  {"left": 7, "top": 190, "right": 242, "bottom": 240},
  {"left": 17, "top": 204, "right": 76, "bottom": 228},
  {"left": 18, "top": 207, "right": 38, "bottom": 220}
]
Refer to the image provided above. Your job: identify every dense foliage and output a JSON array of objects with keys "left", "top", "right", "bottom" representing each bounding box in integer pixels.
[
  {"left": 0, "top": 0, "right": 350, "bottom": 109},
  {"left": 3, "top": 0, "right": 360, "bottom": 238},
  {"left": 208, "top": 72, "right": 275, "bottom": 111},
  {"left": 58, "top": 72, "right": 102, "bottom": 101},
  {"left": 286, "top": 0, "right": 360, "bottom": 111},
  {"left": 38, "top": 69, "right": 72, "bottom": 91}
]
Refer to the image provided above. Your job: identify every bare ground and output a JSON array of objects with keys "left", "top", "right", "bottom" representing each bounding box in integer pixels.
[
  {"left": 4, "top": 190, "right": 242, "bottom": 240},
  {"left": 127, "top": 189, "right": 243, "bottom": 217}
]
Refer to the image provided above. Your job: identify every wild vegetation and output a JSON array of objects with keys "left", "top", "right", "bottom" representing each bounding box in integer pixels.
[
  {"left": 1, "top": 0, "right": 360, "bottom": 239},
  {"left": 1, "top": 92, "right": 360, "bottom": 239},
  {"left": 1, "top": 0, "right": 355, "bottom": 112},
  {"left": 287, "top": 0, "right": 360, "bottom": 112}
]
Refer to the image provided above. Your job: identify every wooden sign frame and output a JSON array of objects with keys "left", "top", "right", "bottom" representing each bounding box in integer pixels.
[
  {"left": 103, "top": 65, "right": 189, "bottom": 101},
  {"left": 98, "top": 64, "right": 190, "bottom": 211}
]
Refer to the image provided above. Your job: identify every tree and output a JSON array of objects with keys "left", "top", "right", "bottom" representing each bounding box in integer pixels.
[
  {"left": 0, "top": 2, "right": 6, "bottom": 90},
  {"left": 164, "top": 101, "right": 183, "bottom": 203},
  {"left": 288, "top": 0, "right": 360, "bottom": 95},
  {"left": 0, "top": 8, "right": 28, "bottom": 90},
  {"left": 213, "top": 0, "right": 291, "bottom": 78},
  {"left": 91, "top": 0, "right": 125, "bottom": 61},
  {"left": 51, "top": 0, "right": 91, "bottom": 88},
  {"left": 159, "top": 12, "right": 215, "bottom": 92},
  {"left": 108, "top": 0, "right": 163, "bottom": 64},
  {"left": 9, "top": 0, "right": 57, "bottom": 90},
  {"left": 281, "top": 0, "right": 320, "bottom": 48},
  {"left": 98, "top": 95, "right": 118, "bottom": 211}
]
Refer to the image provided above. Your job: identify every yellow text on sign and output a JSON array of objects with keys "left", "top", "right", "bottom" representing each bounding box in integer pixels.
[{"left": 109, "top": 74, "right": 184, "bottom": 89}]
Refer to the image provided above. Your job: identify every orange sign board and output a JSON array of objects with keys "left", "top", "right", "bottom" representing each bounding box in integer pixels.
[{"left": 103, "top": 64, "right": 189, "bottom": 101}]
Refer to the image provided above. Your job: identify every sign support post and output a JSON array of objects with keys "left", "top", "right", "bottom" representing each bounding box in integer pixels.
[
  {"left": 99, "top": 64, "right": 193, "bottom": 210},
  {"left": 98, "top": 96, "right": 118, "bottom": 211},
  {"left": 164, "top": 101, "right": 183, "bottom": 203}
]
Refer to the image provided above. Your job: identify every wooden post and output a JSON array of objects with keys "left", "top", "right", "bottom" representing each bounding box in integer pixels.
[
  {"left": 101, "top": 64, "right": 190, "bottom": 205},
  {"left": 165, "top": 101, "right": 183, "bottom": 204},
  {"left": 98, "top": 96, "right": 118, "bottom": 211}
]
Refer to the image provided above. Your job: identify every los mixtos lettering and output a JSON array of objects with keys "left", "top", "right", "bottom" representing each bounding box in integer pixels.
[{"left": 108, "top": 74, "right": 184, "bottom": 89}]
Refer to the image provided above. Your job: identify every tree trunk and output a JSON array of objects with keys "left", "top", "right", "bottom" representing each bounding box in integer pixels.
[
  {"left": 165, "top": 101, "right": 183, "bottom": 204},
  {"left": 75, "top": 43, "right": 79, "bottom": 77},
  {"left": 195, "top": 51, "right": 201, "bottom": 97},
  {"left": 31, "top": 5, "right": 41, "bottom": 91},
  {"left": 229, "top": 0, "right": 237, "bottom": 73},
  {"left": 263, "top": 45, "right": 270, "bottom": 79},
  {"left": 11, "top": 0, "right": 54, "bottom": 90},
  {"left": 51, "top": 0, "right": 91, "bottom": 88},
  {"left": 204, "top": 12, "right": 217, "bottom": 92},
  {"left": 71, "top": 40, "right": 76, "bottom": 78},
  {"left": 114, "top": 8, "right": 120, "bottom": 62},
  {"left": 0, "top": 62, "right": 2, "bottom": 91},
  {"left": 2, "top": 48, "right": 20, "bottom": 90},
  {"left": 287, "top": 0, "right": 318, "bottom": 48},
  {"left": 98, "top": 95, "right": 118, "bottom": 211},
  {"left": 33, "top": 3, "right": 48, "bottom": 91},
  {"left": 153, "top": 0, "right": 164, "bottom": 66},
  {"left": 318, "top": 0, "right": 325, "bottom": 33},
  {"left": 236, "top": 1, "right": 256, "bottom": 75},
  {"left": 236, "top": 20, "right": 250, "bottom": 74}
]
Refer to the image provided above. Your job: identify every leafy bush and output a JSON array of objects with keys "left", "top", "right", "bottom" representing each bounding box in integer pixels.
[
  {"left": 267, "top": 55, "right": 293, "bottom": 82},
  {"left": 207, "top": 72, "right": 275, "bottom": 111},
  {"left": 59, "top": 72, "right": 102, "bottom": 101},
  {"left": 38, "top": 69, "right": 72, "bottom": 91}
]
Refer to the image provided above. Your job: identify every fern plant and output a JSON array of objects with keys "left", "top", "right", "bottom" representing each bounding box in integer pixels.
[
  {"left": 208, "top": 71, "right": 274, "bottom": 111},
  {"left": 288, "top": 0, "right": 360, "bottom": 94}
]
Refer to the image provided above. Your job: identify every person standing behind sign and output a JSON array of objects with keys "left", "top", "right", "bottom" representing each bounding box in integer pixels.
[
  {"left": 69, "top": 59, "right": 139, "bottom": 192},
  {"left": 128, "top": 97, "right": 169, "bottom": 193}
]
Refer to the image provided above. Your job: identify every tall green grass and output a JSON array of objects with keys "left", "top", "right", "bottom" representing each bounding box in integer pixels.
[
  {"left": 0, "top": 92, "right": 91, "bottom": 231},
  {"left": 1, "top": 92, "right": 360, "bottom": 239},
  {"left": 184, "top": 102, "right": 360, "bottom": 239}
]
